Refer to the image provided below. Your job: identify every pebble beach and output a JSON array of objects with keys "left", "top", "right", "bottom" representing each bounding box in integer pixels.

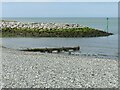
[
  {"left": 1, "top": 2, "right": 119, "bottom": 89},
  {"left": 1, "top": 47, "right": 118, "bottom": 88}
]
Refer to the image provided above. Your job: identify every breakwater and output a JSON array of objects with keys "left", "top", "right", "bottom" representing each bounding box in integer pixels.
[{"left": 1, "top": 20, "right": 113, "bottom": 37}]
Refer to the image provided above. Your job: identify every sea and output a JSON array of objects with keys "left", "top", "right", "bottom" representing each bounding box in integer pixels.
[{"left": 2, "top": 17, "right": 118, "bottom": 59}]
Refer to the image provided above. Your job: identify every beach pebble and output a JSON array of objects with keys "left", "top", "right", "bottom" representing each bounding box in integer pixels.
[{"left": 2, "top": 48, "right": 118, "bottom": 88}]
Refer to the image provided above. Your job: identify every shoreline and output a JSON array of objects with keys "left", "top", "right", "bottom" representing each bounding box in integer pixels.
[
  {"left": 2, "top": 47, "right": 118, "bottom": 88},
  {"left": 2, "top": 46, "right": 118, "bottom": 60}
]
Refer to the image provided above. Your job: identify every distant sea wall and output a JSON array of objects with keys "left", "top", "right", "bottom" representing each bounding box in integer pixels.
[{"left": 1, "top": 20, "right": 113, "bottom": 37}]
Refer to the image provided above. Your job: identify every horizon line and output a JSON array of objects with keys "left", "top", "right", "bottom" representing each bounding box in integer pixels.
[{"left": 1, "top": 16, "right": 118, "bottom": 18}]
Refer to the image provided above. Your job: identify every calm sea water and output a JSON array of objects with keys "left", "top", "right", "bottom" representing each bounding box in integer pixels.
[{"left": 2, "top": 17, "right": 118, "bottom": 59}]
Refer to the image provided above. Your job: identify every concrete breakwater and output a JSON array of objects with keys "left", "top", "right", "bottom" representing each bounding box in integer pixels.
[{"left": 1, "top": 20, "right": 113, "bottom": 37}]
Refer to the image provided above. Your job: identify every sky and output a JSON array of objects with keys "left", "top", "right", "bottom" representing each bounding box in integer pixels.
[
  {"left": 1, "top": 0, "right": 120, "bottom": 2},
  {"left": 2, "top": 2, "right": 118, "bottom": 17}
]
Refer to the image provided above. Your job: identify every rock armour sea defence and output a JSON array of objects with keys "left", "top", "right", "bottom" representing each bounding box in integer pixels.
[
  {"left": 1, "top": 20, "right": 113, "bottom": 37},
  {"left": 1, "top": 20, "right": 81, "bottom": 29}
]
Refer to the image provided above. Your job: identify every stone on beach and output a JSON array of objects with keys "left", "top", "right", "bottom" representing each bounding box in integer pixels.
[{"left": 2, "top": 47, "right": 118, "bottom": 88}]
